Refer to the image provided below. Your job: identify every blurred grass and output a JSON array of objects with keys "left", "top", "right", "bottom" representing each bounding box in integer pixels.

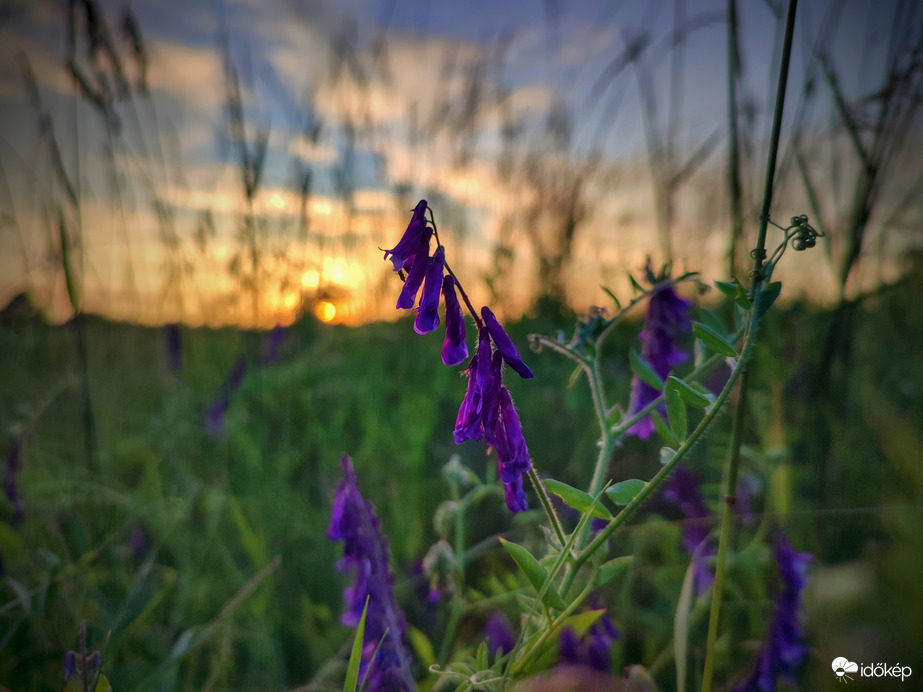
[{"left": 1, "top": 271, "right": 922, "bottom": 690}]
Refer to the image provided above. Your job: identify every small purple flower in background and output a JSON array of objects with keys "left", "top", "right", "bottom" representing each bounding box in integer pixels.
[
  {"left": 261, "top": 324, "right": 288, "bottom": 365},
  {"left": 165, "top": 322, "right": 182, "bottom": 372},
  {"left": 735, "top": 532, "right": 810, "bottom": 692},
  {"left": 441, "top": 275, "right": 468, "bottom": 366},
  {"left": 664, "top": 468, "right": 715, "bottom": 595},
  {"left": 63, "top": 649, "right": 102, "bottom": 686},
  {"left": 485, "top": 612, "right": 515, "bottom": 657},
  {"left": 328, "top": 456, "right": 415, "bottom": 692},
  {"left": 558, "top": 604, "right": 620, "bottom": 673},
  {"left": 205, "top": 356, "right": 248, "bottom": 438},
  {"left": 129, "top": 525, "right": 148, "bottom": 559},
  {"left": 627, "top": 264, "right": 691, "bottom": 439},
  {"left": 3, "top": 438, "right": 24, "bottom": 524}
]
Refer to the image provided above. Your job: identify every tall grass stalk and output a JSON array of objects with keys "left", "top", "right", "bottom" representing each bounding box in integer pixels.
[{"left": 701, "top": 0, "right": 798, "bottom": 689}]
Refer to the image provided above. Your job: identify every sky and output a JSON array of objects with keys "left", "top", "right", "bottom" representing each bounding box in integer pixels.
[{"left": 0, "top": 0, "right": 919, "bottom": 327}]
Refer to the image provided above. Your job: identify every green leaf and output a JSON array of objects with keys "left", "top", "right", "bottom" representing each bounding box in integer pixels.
[
  {"left": 667, "top": 376, "right": 712, "bottom": 409},
  {"left": 475, "top": 640, "right": 489, "bottom": 670},
  {"left": 597, "top": 556, "right": 634, "bottom": 587},
  {"left": 730, "top": 276, "right": 752, "bottom": 310},
  {"left": 544, "top": 479, "right": 613, "bottom": 520},
  {"left": 601, "top": 286, "right": 621, "bottom": 310},
  {"left": 498, "top": 538, "right": 567, "bottom": 611},
  {"left": 629, "top": 349, "right": 664, "bottom": 390},
  {"left": 652, "top": 410, "right": 679, "bottom": 447},
  {"left": 407, "top": 625, "right": 436, "bottom": 669},
  {"left": 714, "top": 280, "right": 738, "bottom": 300},
  {"left": 628, "top": 272, "right": 645, "bottom": 293},
  {"left": 665, "top": 382, "right": 687, "bottom": 441},
  {"left": 691, "top": 322, "right": 738, "bottom": 358},
  {"left": 344, "top": 595, "right": 370, "bottom": 692},
  {"left": 757, "top": 281, "right": 782, "bottom": 319},
  {"left": 674, "top": 559, "right": 696, "bottom": 692},
  {"left": 606, "top": 479, "right": 647, "bottom": 505},
  {"left": 697, "top": 307, "right": 728, "bottom": 337}
]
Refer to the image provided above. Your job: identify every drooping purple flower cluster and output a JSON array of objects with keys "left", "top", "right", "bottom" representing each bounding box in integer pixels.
[
  {"left": 627, "top": 265, "right": 691, "bottom": 439},
  {"left": 328, "top": 456, "right": 415, "bottom": 692},
  {"left": 384, "top": 200, "right": 467, "bottom": 363},
  {"left": 454, "top": 309, "right": 534, "bottom": 511},
  {"left": 384, "top": 201, "right": 535, "bottom": 512},
  {"left": 735, "top": 532, "right": 810, "bottom": 692},
  {"left": 663, "top": 468, "right": 715, "bottom": 595},
  {"left": 558, "top": 605, "right": 620, "bottom": 673}
]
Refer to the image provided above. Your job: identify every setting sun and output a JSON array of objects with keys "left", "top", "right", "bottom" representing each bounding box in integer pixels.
[{"left": 315, "top": 301, "right": 337, "bottom": 322}]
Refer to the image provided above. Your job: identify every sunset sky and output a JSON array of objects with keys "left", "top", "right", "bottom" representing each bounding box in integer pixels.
[{"left": 0, "top": 0, "right": 918, "bottom": 327}]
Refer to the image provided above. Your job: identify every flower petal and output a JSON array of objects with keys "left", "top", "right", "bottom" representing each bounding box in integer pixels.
[
  {"left": 441, "top": 275, "right": 468, "bottom": 366},
  {"left": 414, "top": 247, "right": 445, "bottom": 335},
  {"left": 481, "top": 306, "right": 533, "bottom": 379},
  {"left": 383, "top": 200, "right": 428, "bottom": 271}
]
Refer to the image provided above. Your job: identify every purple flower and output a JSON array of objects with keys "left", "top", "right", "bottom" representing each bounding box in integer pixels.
[
  {"left": 395, "top": 226, "right": 434, "bottom": 310},
  {"left": 383, "top": 200, "right": 429, "bottom": 271},
  {"left": 328, "top": 456, "right": 415, "bottom": 692},
  {"left": 205, "top": 356, "right": 248, "bottom": 438},
  {"left": 262, "top": 324, "right": 288, "bottom": 365},
  {"left": 129, "top": 525, "right": 148, "bottom": 559},
  {"left": 441, "top": 275, "right": 468, "bottom": 366},
  {"left": 485, "top": 613, "right": 515, "bottom": 657},
  {"left": 558, "top": 606, "right": 619, "bottom": 673},
  {"left": 63, "top": 650, "right": 101, "bottom": 686},
  {"left": 735, "top": 533, "right": 810, "bottom": 691},
  {"left": 481, "top": 306, "right": 533, "bottom": 379},
  {"left": 414, "top": 246, "right": 445, "bottom": 335},
  {"left": 454, "top": 327, "right": 493, "bottom": 444},
  {"left": 3, "top": 438, "right": 24, "bottom": 524},
  {"left": 165, "top": 323, "right": 181, "bottom": 372},
  {"left": 664, "top": 468, "right": 714, "bottom": 595},
  {"left": 494, "top": 386, "right": 531, "bottom": 512},
  {"left": 627, "top": 269, "right": 691, "bottom": 439}
]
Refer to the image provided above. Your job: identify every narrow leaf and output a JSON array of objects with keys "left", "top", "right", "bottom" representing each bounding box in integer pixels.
[
  {"left": 498, "top": 538, "right": 567, "bottom": 611},
  {"left": 691, "top": 322, "right": 738, "bottom": 357},
  {"left": 652, "top": 410, "right": 679, "bottom": 447},
  {"left": 697, "top": 307, "right": 728, "bottom": 337},
  {"left": 629, "top": 349, "right": 665, "bottom": 390},
  {"left": 606, "top": 479, "right": 647, "bottom": 505},
  {"left": 731, "top": 276, "right": 752, "bottom": 310},
  {"left": 666, "top": 383, "right": 687, "bottom": 441},
  {"left": 674, "top": 559, "right": 696, "bottom": 692},
  {"left": 344, "top": 595, "right": 370, "bottom": 692},
  {"left": 667, "top": 376, "right": 712, "bottom": 409},
  {"left": 628, "top": 272, "right": 645, "bottom": 293},
  {"left": 597, "top": 556, "right": 634, "bottom": 587},
  {"left": 714, "top": 281, "right": 737, "bottom": 300},
  {"left": 544, "top": 479, "right": 613, "bottom": 520},
  {"left": 757, "top": 281, "right": 782, "bottom": 319},
  {"left": 601, "top": 286, "right": 621, "bottom": 310}
]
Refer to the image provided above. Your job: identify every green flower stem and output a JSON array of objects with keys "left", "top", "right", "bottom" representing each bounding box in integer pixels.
[
  {"left": 701, "top": 0, "right": 798, "bottom": 688},
  {"left": 571, "top": 315, "right": 754, "bottom": 576},
  {"left": 528, "top": 467, "right": 567, "bottom": 547}
]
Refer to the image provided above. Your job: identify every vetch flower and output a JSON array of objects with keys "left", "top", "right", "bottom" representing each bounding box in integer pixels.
[
  {"left": 494, "top": 386, "right": 531, "bottom": 512},
  {"left": 328, "top": 456, "right": 415, "bottom": 692},
  {"left": 485, "top": 612, "right": 515, "bottom": 657},
  {"left": 441, "top": 275, "right": 468, "bottom": 366},
  {"left": 414, "top": 246, "right": 445, "bottom": 335},
  {"left": 558, "top": 606, "right": 619, "bottom": 673},
  {"left": 205, "top": 356, "right": 248, "bottom": 438},
  {"left": 383, "top": 200, "right": 429, "bottom": 271},
  {"left": 627, "top": 268, "right": 690, "bottom": 439},
  {"left": 395, "top": 226, "right": 434, "bottom": 310},
  {"left": 454, "top": 327, "right": 493, "bottom": 444},
  {"left": 482, "top": 306, "right": 534, "bottom": 379},
  {"left": 735, "top": 532, "right": 810, "bottom": 691},
  {"left": 663, "top": 468, "right": 714, "bottom": 595}
]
